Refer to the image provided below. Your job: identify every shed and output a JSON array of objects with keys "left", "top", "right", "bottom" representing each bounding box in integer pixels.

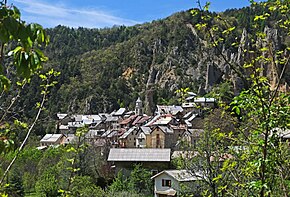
[
  {"left": 40, "top": 134, "right": 65, "bottom": 146},
  {"left": 108, "top": 148, "right": 171, "bottom": 173}
]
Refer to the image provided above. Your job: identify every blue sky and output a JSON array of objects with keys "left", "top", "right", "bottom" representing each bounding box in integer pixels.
[{"left": 10, "top": 0, "right": 252, "bottom": 28}]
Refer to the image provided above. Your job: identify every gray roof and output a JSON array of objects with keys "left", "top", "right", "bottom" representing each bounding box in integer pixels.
[
  {"left": 73, "top": 115, "right": 83, "bottom": 122},
  {"left": 40, "top": 134, "right": 63, "bottom": 143},
  {"left": 188, "top": 92, "right": 197, "bottom": 96},
  {"left": 156, "top": 105, "right": 183, "bottom": 115},
  {"left": 85, "top": 129, "right": 103, "bottom": 138},
  {"left": 144, "top": 114, "right": 161, "bottom": 126},
  {"left": 188, "top": 113, "right": 198, "bottom": 121},
  {"left": 107, "top": 130, "right": 118, "bottom": 138},
  {"left": 151, "top": 170, "right": 202, "bottom": 182},
  {"left": 182, "top": 102, "right": 197, "bottom": 108},
  {"left": 140, "top": 126, "right": 151, "bottom": 135},
  {"left": 194, "top": 97, "right": 215, "bottom": 103},
  {"left": 105, "top": 116, "right": 119, "bottom": 122},
  {"left": 153, "top": 116, "right": 173, "bottom": 125},
  {"left": 114, "top": 108, "right": 126, "bottom": 116},
  {"left": 158, "top": 126, "right": 174, "bottom": 134},
  {"left": 107, "top": 148, "right": 171, "bottom": 162},
  {"left": 57, "top": 113, "right": 68, "bottom": 120},
  {"left": 101, "top": 130, "right": 112, "bottom": 137},
  {"left": 120, "top": 127, "right": 136, "bottom": 139}
]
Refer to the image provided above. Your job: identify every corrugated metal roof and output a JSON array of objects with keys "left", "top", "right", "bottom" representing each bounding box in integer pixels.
[
  {"left": 182, "top": 102, "right": 197, "bottom": 108},
  {"left": 73, "top": 115, "right": 83, "bottom": 122},
  {"left": 151, "top": 170, "right": 202, "bottom": 182},
  {"left": 107, "top": 148, "right": 171, "bottom": 162}
]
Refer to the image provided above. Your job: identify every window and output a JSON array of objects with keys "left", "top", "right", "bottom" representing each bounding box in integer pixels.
[
  {"left": 156, "top": 134, "right": 160, "bottom": 148},
  {"left": 162, "top": 179, "right": 171, "bottom": 187}
]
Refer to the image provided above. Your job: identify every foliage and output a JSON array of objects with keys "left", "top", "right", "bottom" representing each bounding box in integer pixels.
[
  {"left": 68, "top": 175, "right": 106, "bottom": 197},
  {"left": 109, "top": 164, "right": 153, "bottom": 196},
  {"left": 175, "top": 87, "right": 190, "bottom": 104},
  {"left": 0, "top": 1, "right": 48, "bottom": 91},
  {"left": 178, "top": 0, "right": 290, "bottom": 197},
  {"left": 35, "top": 166, "right": 60, "bottom": 197}
]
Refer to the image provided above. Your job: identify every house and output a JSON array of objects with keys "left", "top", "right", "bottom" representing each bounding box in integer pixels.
[
  {"left": 105, "top": 115, "right": 120, "bottom": 130},
  {"left": 58, "top": 125, "right": 69, "bottom": 133},
  {"left": 136, "top": 126, "right": 151, "bottom": 148},
  {"left": 107, "top": 130, "right": 119, "bottom": 148},
  {"left": 85, "top": 129, "right": 106, "bottom": 141},
  {"left": 119, "top": 127, "right": 138, "bottom": 148},
  {"left": 155, "top": 105, "right": 183, "bottom": 116},
  {"left": 182, "top": 103, "right": 201, "bottom": 115},
  {"left": 193, "top": 97, "right": 216, "bottom": 108},
  {"left": 40, "top": 134, "right": 66, "bottom": 146},
  {"left": 145, "top": 114, "right": 178, "bottom": 127},
  {"left": 170, "top": 125, "right": 187, "bottom": 146},
  {"left": 188, "top": 129, "right": 204, "bottom": 147},
  {"left": 147, "top": 126, "right": 174, "bottom": 149},
  {"left": 107, "top": 148, "right": 171, "bottom": 174},
  {"left": 63, "top": 134, "right": 77, "bottom": 145},
  {"left": 185, "top": 113, "right": 204, "bottom": 129},
  {"left": 151, "top": 170, "right": 202, "bottom": 197}
]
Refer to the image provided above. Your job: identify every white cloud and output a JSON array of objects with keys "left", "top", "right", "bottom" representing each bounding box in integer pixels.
[{"left": 12, "top": 0, "right": 140, "bottom": 28}]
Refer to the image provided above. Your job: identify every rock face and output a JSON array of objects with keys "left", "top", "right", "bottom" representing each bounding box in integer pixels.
[
  {"left": 141, "top": 24, "right": 286, "bottom": 110},
  {"left": 145, "top": 67, "right": 158, "bottom": 115},
  {"left": 143, "top": 22, "right": 281, "bottom": 112},
  {"left": 205, "top": 63, "right": 222, "bottom": 91},
  {"left": 261, "top": 26, "right": 282, "bottom": 90}
]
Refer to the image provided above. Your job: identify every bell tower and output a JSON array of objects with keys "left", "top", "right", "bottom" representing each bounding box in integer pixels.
[{"left": 135, "top": 97, "right": 143, "bottom": 116}]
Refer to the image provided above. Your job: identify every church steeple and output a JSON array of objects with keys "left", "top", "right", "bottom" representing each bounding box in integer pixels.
[{"left": 135, "top": 97, "right": 143, "bottom": 116}]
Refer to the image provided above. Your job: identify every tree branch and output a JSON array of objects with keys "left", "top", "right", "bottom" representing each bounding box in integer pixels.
[{"left": 0, "top": 84, "right": 47, "bottom": 185}]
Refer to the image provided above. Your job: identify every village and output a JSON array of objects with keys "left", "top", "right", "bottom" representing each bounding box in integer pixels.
[
  {"left": 37, "top": 90, "right": 290, "bottom": 197},
  {"left": 38, "top": 93, "right": 216, "bottom": 197}
]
